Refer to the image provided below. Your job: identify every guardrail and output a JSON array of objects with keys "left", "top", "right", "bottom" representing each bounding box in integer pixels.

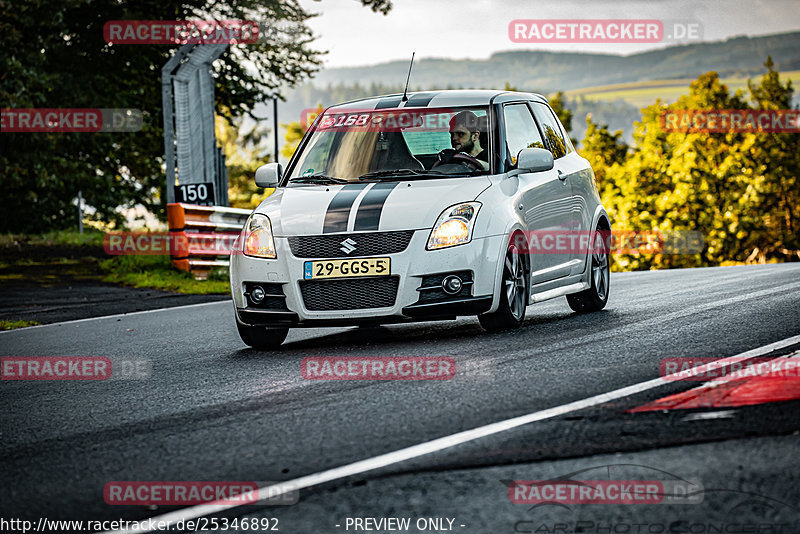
[{"left": 166, "top": 203, "right": 250, "bottom": 279}]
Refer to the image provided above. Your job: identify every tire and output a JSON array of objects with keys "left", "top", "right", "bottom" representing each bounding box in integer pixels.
[
  {"left": 566, "top": 227, "right": 610, "bottom": 313},
  {"left": 479, "top": 243, "right": 527, "bottom": 331},
  {"left": 236, "top": 321, "right": 289, "bottom": 349}
]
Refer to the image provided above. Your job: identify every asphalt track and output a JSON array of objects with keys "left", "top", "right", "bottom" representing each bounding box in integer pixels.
[{"left": 1, "top": 263, "right": 799, "bottom": 533}]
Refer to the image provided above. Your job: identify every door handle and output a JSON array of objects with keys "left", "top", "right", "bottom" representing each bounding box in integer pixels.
[{"left": 557, "top": 169, "right": 567, "bottom": 181}]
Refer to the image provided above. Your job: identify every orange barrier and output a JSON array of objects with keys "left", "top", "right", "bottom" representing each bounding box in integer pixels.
[{"left": 166, "top": 203, "right": 251, "bottom": 279}]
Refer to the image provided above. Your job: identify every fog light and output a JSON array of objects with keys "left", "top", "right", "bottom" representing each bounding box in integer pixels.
[
  {"left": 442, "top": 275, "right": 463, "bottom": 295},
  {"left": 250, "top": 285, "right": 266, "bottom": 304}
]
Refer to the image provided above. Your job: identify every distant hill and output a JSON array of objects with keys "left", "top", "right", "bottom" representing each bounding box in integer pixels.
[
  {"left": 311, "top": 31, "right": 800, "bottom": 92},
  {"left": 266, "top": 31, "right": 800, "bottom": 161},
  {"left": 565, "top": 70, "right": 800, "bottom": 108}
]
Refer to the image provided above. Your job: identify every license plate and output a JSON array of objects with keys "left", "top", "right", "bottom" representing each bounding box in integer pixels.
[{"left": 304, "top": 258, "right": 391, "bottom": 279}]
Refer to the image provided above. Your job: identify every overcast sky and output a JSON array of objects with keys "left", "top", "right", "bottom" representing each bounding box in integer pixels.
[{"left": 299, "top": 0, "right": 800, "bottom": 68}]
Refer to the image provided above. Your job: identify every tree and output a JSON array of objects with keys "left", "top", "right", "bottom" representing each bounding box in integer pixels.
[
  {"left": 0, "top": 0, "right": 391, "bottom": 232},
  {"left": 216, "top": 113, "right": 274, "bottom": 210},
  {"left": 740, "top": 57, "right": 799, "bottom": 262},
  {"left": 281, "top": 104, "right": 323, "bottom": 160},
  {"left": 549, "top": 91, "right": 573, "bottom": 137},
  {"left": 601, "top": 71, "right": 752, "bottom": 270},
  {"left": 596, "top": 62, "right": 799, "bottom": 270},
  {"left": 580, "top": 114, "right": 628, "bottom": 190}
]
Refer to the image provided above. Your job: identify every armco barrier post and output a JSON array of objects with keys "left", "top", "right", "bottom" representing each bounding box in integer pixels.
[
  {"left": 166, "top": 203, "right": 190, "bottom": 273},
  {"left": 166, "top": 202, "right": 250, "bottom": 280}
]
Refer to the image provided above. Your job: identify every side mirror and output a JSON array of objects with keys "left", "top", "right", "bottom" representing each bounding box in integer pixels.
[
  {"left": 255, "top": 163, "right": 282, "bottom": 188},
  {"left": 516, "top": 147, "right": 554, "bottom": 173}
]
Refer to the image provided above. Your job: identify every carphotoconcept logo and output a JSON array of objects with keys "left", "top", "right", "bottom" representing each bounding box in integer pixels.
[
  {"left": 510, "top": 465, "right": 797, "bottom": 534},
  {"left": 1, "top": 109, "right": 142, "bottom": 133},
  {"left": 509, "top": 19, "right": 703, "bottom": 44},
  {"left": 301, "top": 357, "right": 456, "bottom": 380}
]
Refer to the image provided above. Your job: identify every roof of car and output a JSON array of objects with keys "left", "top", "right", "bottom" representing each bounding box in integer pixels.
[{"left": 329, "top": 89, "right": 549, "bottom": 111}]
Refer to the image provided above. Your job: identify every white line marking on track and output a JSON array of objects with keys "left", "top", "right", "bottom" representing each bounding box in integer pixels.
[
  {"left": 495, "top": 280, "right": 800, "bottom": 366},
  {"left": 681, "top": 410, "right": 737, "bottom": 422},
  {"left": 103, "top": 333, "right": 800, "bottom": 533},
  {"left": 0, "top": 300, "right": 231, "bottom": 334}
]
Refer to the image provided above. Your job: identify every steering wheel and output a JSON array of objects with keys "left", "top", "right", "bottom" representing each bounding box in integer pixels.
[{"left": 432, "top": 149, "right": 485, "bottom": 172}]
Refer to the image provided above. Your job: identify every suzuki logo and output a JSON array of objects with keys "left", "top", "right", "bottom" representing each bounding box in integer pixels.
[{"left": 339, "top": 238, "right": 357, "bottom": 254}]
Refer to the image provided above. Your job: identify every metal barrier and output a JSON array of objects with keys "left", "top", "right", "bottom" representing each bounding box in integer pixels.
[
  {"left": 163, "top": 44, "right": 230, "bottom": 206},
  {"left": 166, "top": 203, "right": 250, "bottom": 279}
]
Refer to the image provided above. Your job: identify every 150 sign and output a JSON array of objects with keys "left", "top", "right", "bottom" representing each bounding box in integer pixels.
[{"left": 175, "top": 182, "right": 216, "bottom": 206}]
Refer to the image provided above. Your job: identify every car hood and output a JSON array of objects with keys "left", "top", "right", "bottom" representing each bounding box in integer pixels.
[{"left": 257, "top": 177, "right": 492, "bottom": 236}]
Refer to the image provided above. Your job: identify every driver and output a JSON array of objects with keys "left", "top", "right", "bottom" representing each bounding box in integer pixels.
[{"left": 449, "top": 111, "right": 488, "bottom": 166}]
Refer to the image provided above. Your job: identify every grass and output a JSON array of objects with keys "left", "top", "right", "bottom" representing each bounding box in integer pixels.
[
  {"left": 565, "top": 70, "right": 800, "bottom": 108},
  {"left": 0, "top": 320, "right": 40, "bottom": 330},
  {"left": 0, "top": 229, "right": 104, "bottom": 248},
  {"left": 0, "top": 256, "right": 105, "bottom": 286},
  {"left": 100, "top": 255, "right": 230, "bottom": 295},
  {"left": 2, "top": 230, "right": 230, "bottom": 295}
]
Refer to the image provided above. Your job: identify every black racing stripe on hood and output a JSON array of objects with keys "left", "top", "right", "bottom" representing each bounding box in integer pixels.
[
  {"left": 354, "top": 182, "right": 399, "bottom": 231},
  {"left": 323, "top": 183, "right": 369, "bottom": 234},
  {"left": 403, "top": 92, "right": 440, "bottom": 108}
]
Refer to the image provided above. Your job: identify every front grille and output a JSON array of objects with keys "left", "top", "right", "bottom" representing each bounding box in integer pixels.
[
  {"left": 288, "top": 231, "right": 414, "bottom": 259},
  {"left": 300, "top": 276, "right": 400, "bottom": 311},
  {"left": 416, "top": 271, "right": 473, "bottom": 303}
]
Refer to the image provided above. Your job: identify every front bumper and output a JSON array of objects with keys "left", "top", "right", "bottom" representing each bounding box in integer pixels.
[{"left": 230, "top": 230, "right": 503, "bottom": 326}]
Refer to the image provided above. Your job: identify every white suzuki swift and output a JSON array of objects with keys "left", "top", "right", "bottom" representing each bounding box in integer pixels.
[{"left": 230, "top": 90, "right": 610, "bottom": 348}]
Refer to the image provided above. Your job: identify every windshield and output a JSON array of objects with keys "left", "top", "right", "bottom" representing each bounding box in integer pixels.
[{"left": 287, "top": 106, "right": 491, "bottom": 183}]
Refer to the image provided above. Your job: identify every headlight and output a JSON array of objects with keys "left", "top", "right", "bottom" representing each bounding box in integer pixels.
[
  {"left": 427, "top": 202, "right": 481, "bottom": 250},
  {"left": 243, "top": 213, "right": 277, "bottom": 259}
]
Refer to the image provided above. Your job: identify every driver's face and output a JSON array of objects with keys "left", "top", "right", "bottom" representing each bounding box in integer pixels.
[{"left": 450, "top": 126, "right": 475, "bottom": 152}]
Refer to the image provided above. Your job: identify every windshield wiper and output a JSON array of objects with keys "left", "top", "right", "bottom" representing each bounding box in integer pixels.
[
  {"left": 358, "top": 169, "right": 448, "bottom": 181},
  {"left": 289, "top": 175, "right": 349, "bottom": 185},
  {"left": 359, "top": 168, "right": 485, "bottom": 181}
]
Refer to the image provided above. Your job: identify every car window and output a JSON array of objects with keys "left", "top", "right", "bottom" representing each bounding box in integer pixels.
[
  {"left": 502, "top": 104, "right": 545, "bottom": 166},
  {"left": 555, "top": 113, "right": 575, "bottom": 154},
  {"left": 288, "top": 106, "right": 491, "bottom": 182},
  {"left": 531, "top": 102, "right": 568, "bottom": 159},
  {"left": 296, "top": 127, "right": 336, "bottom": 175},
  {"left": 400, "top": 109, "right": 487, "bottom": 157}
]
